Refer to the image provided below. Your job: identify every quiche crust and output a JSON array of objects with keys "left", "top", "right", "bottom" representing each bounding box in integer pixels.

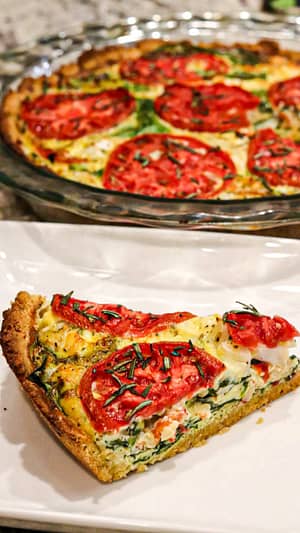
[{"left": 1, "top": 291, "right": 300, "bottom": 483}]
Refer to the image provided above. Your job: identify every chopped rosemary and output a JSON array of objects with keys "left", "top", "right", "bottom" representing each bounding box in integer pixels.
[
  {"left": 105, "top": 358, "right": 133, "bottom": 374},
  {"left": 110, "top": 373, "right": 123, "bottom": 387},
  {"left": 141, "top": 384, "right": 152, "bottom": 398},
  {"left": 133, "top": 343, "right": 144, "bottom": 362},
  {"left": 134, "top": 151, "right": 150, "bottom": 167},
  {"left": 195, "top": 361, "right": 205, "bottom": 378},
  {"left": 128, "top": 358, "right": 136, "bottom": 379},
  {"left": 101, "top": 310, "right": 122, "bottom": 319},
  {"left": 72, "top": 302, "right": 105, "bottom": 323},
  {"left": 125, "top": 399, "right": 152, "bottom": 420},
  {"left": 223, "top": 302, "right": 261, "bottom": 327},
  {"left": 171, "top": 345, "right": 185, "bottom": 356},
  {"left": 60, "top": 291, "right": 74, "bottom": 305},
  {"left": 104, "top": 383, "right": 136, "bottom": 407},
  {"left": 162, "top": 356, "right": 171, "bottom": 371}
]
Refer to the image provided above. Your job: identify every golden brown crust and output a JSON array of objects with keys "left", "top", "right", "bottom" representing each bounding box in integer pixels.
[
  {"left": 0, "top": 292, "right": 117, "bottom": 483},
  {"left": 1, "top": 291, "right": 300, "bottom": 483}
]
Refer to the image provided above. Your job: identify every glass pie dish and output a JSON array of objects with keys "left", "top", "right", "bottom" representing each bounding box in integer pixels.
[{"left": 1, "top": 10, "right": 300, "bottom": 230}]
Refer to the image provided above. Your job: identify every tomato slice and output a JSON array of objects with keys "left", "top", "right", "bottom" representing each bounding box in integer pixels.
[
  {"left": 120, "top": 52, "right": 228, "bottom": 86},
  {"left": 21, "top": 88, "right": 135, "bottom": 140},
  {"left": 79, "top": 341, "right": 225, "bottom": 432},
  {"left": 102, "top": 133, "right": 236, "bottom": 199},
  {"left": 155, "top": 83, "right": 260, "bottom": 132},
  {"left": 269, "top": 76, "right": 300, "bottom": 109},
  {"left": 224, "top": 311, "right": 299, "bottom": 349},
  {"left": 248, "top": 128, "right": 300, "bottom": 187},
  {"left": 51, "top": 294, "right": 195, "bottom": 337}
]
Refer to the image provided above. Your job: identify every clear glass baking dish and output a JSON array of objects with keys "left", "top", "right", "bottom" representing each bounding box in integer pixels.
[{"left": 1, "top": 10, "right": 300, "bottom": 230}]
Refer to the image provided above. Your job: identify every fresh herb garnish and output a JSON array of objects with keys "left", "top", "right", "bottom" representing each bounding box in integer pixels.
[
  {"left": 104, "top": 383, "right": 137, "bottom": 407},
  {"left": 133, "top": 343, "right": 144, "bottom": 362},
  {"left": 72, "top": 302, "right": 105, "bottom": 323},
  {"left": 128, "top": 358, "right": 136, "bottom": 379},
  {"left": 223, "top": 301, "right": 261, "bottom": 327},
  {"left": 195, "top": 361, "right": 205, "bottom": 378},
  {"left": 125, "top": 399, "right": 152, "bottom": 420},
  {"left": 101, "top": 309, "right": 122, "bottom": 319},
  {"left": 60, "top": 291, "right": 73, "bottom": 305},
  {"left": 162, "top": 376, "right": 171, "bottom": 384},
  {"left": 141, "top": 384, "right": 152, "bottom": 397},
  {"left": 162, "top": 356, "right": 171, "bottom": 371},
  {"left": 171, "top": 345, "right": 185, "bottom": 356},
  {"left": 226, "top": 71, "right": 266, "bottom": 80},
  {"left": 134, "top": 151, "right": 150, "bottom": 167}
]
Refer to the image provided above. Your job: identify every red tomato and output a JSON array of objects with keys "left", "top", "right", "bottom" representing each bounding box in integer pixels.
[
  {"left": 79, "top": 341, "right": 225, "bottom": 432},
  {"left": 224, "top": 311, "right": 299, "bottom": 349},
  {"left": 21, "top": 88, "right": 135, "bottom": 140},
  {"left": 51, "top": 294, "right": 195, "bottom": 337},
  {"left": 251, "top": 360, "right": 270, "bottom": 382},
  {"left": 120, "top": 52, "right": 228, "bottom": 86},
  {"left": 155, "top": 84, "right": 260, "bottom": 132},
  {"left": 269, "top": 76, "right": 300, "bottom": 108},
  {"left": 248, "top": 128, "right": 300, "bottom": 188},
  {"left": 102, "top": 133, "right": 236, "bottom": 199}
]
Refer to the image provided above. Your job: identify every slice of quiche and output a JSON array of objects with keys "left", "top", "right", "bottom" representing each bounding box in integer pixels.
[{"left": 1, "top": 291, "right": 299, "bottom": 483}]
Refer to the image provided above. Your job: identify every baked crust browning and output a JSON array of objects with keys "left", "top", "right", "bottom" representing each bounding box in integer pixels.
[{"left": 0, "top": 292, "right": 118, "bottom": 483}]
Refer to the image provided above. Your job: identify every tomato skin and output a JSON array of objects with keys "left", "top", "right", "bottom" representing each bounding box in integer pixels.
[
  {"left": 51, "top": 294, "right": 195, "bottom": 337},
  {"left": 269, "top": 76, "right": 300, "bottom": 108},
  {"left": 120, "top": 53, "right": 228, "bottom": 86},
  {"left": 155, "top": 84, "right": 260, "bottom": 132},
  {"left": 103, "top": 133, "right": 236, "bottom": 199},
  {"left": 225, "top": 312, "right": 299, "bottom": 349},
  {"left": 251, "top": 360, "right": 270, "bottom": 382},
  {"left": 21, "top": 88, "right": 135, "bottom": 140},
  {"left": 248, "top": 128, "right": 300, "bottom": 188},
  {"left": 79, "top": 341, "right": 225, "bottom": 432}
]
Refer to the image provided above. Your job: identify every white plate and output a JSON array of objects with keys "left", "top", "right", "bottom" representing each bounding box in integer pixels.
[{"left": 0, "top": 221, "right": 300, "bottom": 533}]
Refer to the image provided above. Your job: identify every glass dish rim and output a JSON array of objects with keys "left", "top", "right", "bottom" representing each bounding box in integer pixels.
[{"left": 1, "top": 9, "right": 300, "bottom": 228}]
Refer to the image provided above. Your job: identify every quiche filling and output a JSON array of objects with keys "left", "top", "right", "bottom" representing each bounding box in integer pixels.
[
  {"left": 2, "top": 40, "right": 300, "bottom": 200},
  {"left": 29, "top": 295, "right": 299, "bottom": 471}
]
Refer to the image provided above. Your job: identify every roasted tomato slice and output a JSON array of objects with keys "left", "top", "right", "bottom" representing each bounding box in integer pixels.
[
  {"left": 155, "top": 83, "right": 260, "bottom": 132},
  {"left": 21, "top": 88, "right": 135, "bottom": 140},
  {"left": 102, "top": 133, "right": 236, "bottom": 199},
  {"left": 269, "top": 76, "right": 300, "bottom": 109},
  {"left": 224, "top": 311, "right": 299, "bottom": 349},
  {"left": 79, "top": 341, "right": 225, "bottom": 432},
  {"left": 120, "top": 52, "right": 228, "bottom": 86},
  {"left": 248, "top": 128, "right": 300, "bottom": 188},
  {"left": 51, "top": 294, "right": 195, "bottom": 337}
]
